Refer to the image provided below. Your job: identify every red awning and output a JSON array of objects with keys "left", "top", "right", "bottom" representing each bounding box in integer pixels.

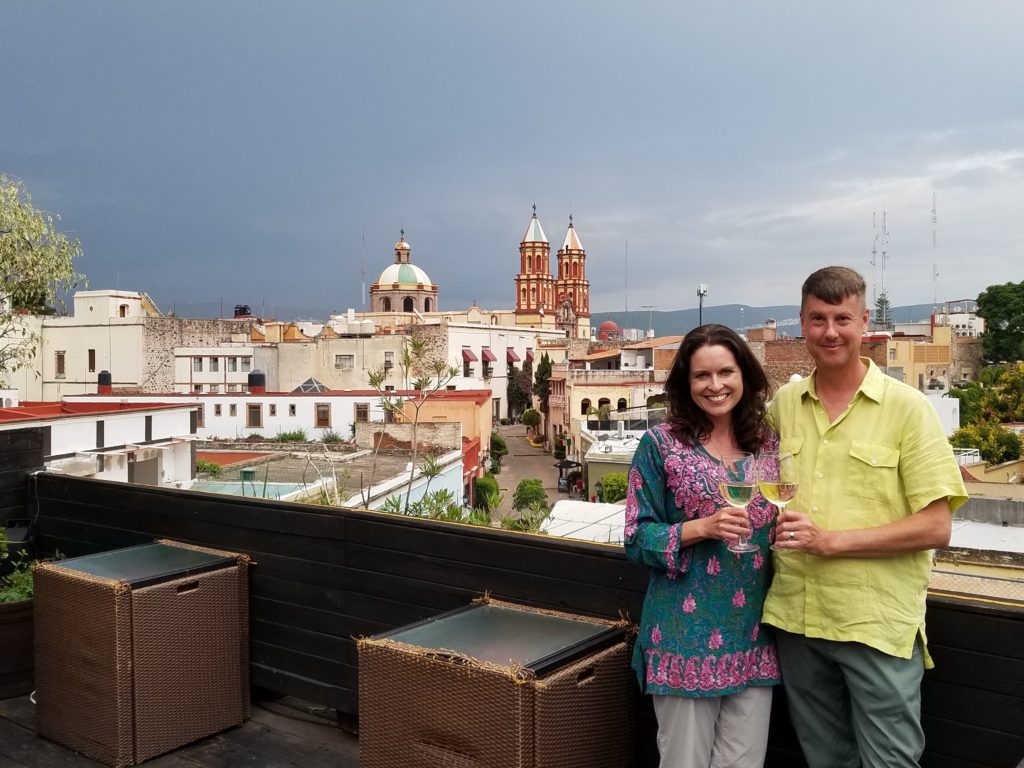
[
  {"left": 525, "top": 349, "right": 534, "bottom": 363},
  {"left": 461, "top": 348, "right": 478, "bottom": 362},
  {"left": 506, "top": 348, "right": 521, "bottom": 363},
  {"left": 481, "top": 348, "right": 497, "bottom": 363}
]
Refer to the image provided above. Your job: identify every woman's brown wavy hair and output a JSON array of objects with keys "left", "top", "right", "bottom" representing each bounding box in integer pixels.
[{"left": 664, "top": 324, "right": 771, "bottom": 454}]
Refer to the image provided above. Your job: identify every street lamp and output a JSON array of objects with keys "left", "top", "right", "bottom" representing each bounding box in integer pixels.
[{"left": 697, "top": 283, "right": 708, "bottom": 326}]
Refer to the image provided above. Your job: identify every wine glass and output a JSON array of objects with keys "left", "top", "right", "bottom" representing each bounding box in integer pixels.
[
  {"left": 757, "top": 451, "right": 799, "bottom": 551},
  {"left": 718, "top": 451, "right": 758, "bottom": 554}
]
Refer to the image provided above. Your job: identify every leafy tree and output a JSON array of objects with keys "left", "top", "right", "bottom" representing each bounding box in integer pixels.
[
  {"left": 512, "top": 478, "right": 548, "bottom": 512},
  {"left": 874, "top": 291, "right": 893, "bottom": 328},
  {"left": 601, "top": 472, "right": 629, "bottom": 503},
  {"left": 950, "top": 420, "right": 1022, "bottom": 465},
  {"left": 521, "top": 408, "right": 541, "bottom": 431},
  {"left": 950, "top": 363, "right": 1024, "bottom": 425},
  {"left": 1, "top": 174, "right": 85, "bottom": 386},
  {"left": 473, "top": 474, "right": 499, "bottom": 511},
  {"left": 977, "top": 280, "right": 1024, "bottom": 363},
  {"left": 532, "top": 353, "right": 553, "bottom": 413},
  {"left": 368, "top": 336, "right": 458, "bottom": 513},
  {"left": 507, "top": 364, "right": 533, "bottom": 418}
]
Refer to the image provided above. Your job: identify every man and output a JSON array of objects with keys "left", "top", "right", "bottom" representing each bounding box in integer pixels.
[{"left": 763, "top": 266, "right": 967, "bottom": 768}]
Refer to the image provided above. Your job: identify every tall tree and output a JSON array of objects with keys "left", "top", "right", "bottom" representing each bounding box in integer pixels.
[
  {"left": 1, "top": 175, "right": 85, "bottom": 386},
  {"left": 874, "top": 291, "right": 893, "bottom": 329},
  {"left": 368, "top": 336, "right": 458, "bottom": 513},
  {"left": 532, "top": 353, "right": 552, "bottom": 413},
  {"left": 506, "top": 364, "right": 532, "bottom": 419},
  {"left": 977, "top": 280, "right": 1024, "bottom": 363}
]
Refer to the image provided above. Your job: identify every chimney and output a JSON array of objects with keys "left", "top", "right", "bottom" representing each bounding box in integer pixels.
[
  {"left": 98, "top": 370, "right": 113, "bottom": 395},
  {"left": 247, "top": 369, "right": 266, "bottom": 395}
]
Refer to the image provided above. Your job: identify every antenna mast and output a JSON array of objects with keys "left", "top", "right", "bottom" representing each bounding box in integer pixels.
[{"left": 931, "top": 190, "right": 938, "bottom": 306}]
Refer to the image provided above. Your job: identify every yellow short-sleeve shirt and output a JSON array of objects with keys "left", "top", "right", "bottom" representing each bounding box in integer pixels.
[{"left": 763, "top": 359, "right": 968, "bottom": 666}]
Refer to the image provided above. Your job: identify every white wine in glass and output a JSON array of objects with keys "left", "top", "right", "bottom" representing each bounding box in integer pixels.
[
  {"left": 719, "top": 452, "right": 758, "bottom": 554},
  {"left": 757, "top": 451, "right": 799, "bottom": 551}
]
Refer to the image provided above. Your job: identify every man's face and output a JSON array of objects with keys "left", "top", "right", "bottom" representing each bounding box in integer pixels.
[{"left": 800, "top": 293, "right": 869, "bottom": 372}]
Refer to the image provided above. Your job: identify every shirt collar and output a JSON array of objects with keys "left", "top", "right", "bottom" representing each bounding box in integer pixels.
[{"left": 801, "top": 357, "right": 885, "bottom": 405}]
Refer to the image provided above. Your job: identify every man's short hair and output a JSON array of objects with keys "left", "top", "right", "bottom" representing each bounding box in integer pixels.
[{"left": 802, "top": 266, "right": 867, "bottom": 309}]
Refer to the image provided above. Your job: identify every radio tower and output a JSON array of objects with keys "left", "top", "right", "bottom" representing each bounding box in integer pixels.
[
  {"left": 870, "top": 210, "right": 891, "bottom": 327},
  {"left": 931, "top": 190, "right": 939, "bottom": 307}
]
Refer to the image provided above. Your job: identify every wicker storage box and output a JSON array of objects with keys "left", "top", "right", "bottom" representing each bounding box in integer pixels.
[
  {"left": 358, "top": 600, "right": 632, "bottom": 768},
  {"left": 33, "top": 541, "right": 250, "bottom": 767}
]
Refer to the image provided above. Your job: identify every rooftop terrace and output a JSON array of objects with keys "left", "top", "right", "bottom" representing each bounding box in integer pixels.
[{"left": 2, "top": 426, "right": 1022, "bottom": 767}]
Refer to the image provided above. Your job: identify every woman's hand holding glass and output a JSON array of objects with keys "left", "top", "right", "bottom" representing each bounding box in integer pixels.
[{"left": 718, "top": 451, "right": 759, "bottom": 554}]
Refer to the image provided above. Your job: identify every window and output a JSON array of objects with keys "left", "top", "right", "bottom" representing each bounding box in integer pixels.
[
  {"left": 384, "top": 351, "right": 394, "bottom": 370},
  {"left": 424, "top": 298, "right": 432, "bottom": 312},
  {"left": 241, "top": 357, "right": 251, "bottom": 372},
  {"left": 335, "top": 354, "right": 354, "bottom": 370},
  {"left": 315, "top": 403, "right": 331, "bottom": 428},
  {"left": 247, "top": 403, "right": 262, "bottom": 427},
  {"left": 403, "top": 297, "right": 414, "bottom": 312},
  {"left": 580, "top": 398, "right": 591, "bottom": 416},
  {"left": 463, "top": 361, "right": 473, "bottom": 377},
  {"left": 227, "top": 384, "right": 238, "bottom": 392},
  {"left": 214, "top": 404, "right": 222, "bottom": 417},
  {"left": 193, "top": 357, "right": 203, "bottom": 372},
  {"left": 229, "top": 404, "right": 238, "bottom": 417},
  {"left": 269, "top": 404, "right": 277, "bottom": 416},
  {"left": 209, "top": 357, "right": 219, "bottom": 372},
  {"left": 227, "top": 357, "right": 238, "bottom": 372},
  {"left": 196, "top": 404, "right": 205, "bottom": 428},
  {"left": 88, "top": 349, "right": 96, "bottom": 373},
  {"left": 355, "top": 403, "right": 370, "bottom": 422},
  {"left": 55, "top": 351, "right": 66, "bottom": 378},
  {"left": 118, "top": 304, "right": 128, "bottom": 318},
  {"left": 384, "top": 385, "right": 395, "bottom": 391},
  {"left": 288, "top": 404, "right": 297, "bottom": 417},
  {"left": 209, "top": 384, "right": 219, "bottom": 393},
  {"left": 382, "top": 297, "right": 392, "bottom": 311},
  {"left": 618, "top": 398, "right": 628, "bottom": 411},
  {"left": 193, "top": 384, "right": 203, "bottom": 392},
  {"left": 889, "top": 349, "right": 897, "bottom": 361},
  {"left": 598, "top": 398, "right": 611, "bottom": 412}
]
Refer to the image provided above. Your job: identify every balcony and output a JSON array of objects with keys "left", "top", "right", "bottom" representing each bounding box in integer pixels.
[
  {"left": 2, "top": 426, "right": 1022, "bottom": 767},
  {"left": 566, "top": 368, "right": 667, "bottom": 384}
]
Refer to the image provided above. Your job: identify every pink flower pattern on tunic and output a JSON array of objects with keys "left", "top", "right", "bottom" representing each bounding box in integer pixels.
[{"left": 624, "top": 424, "right": 781, "bottom": 697}]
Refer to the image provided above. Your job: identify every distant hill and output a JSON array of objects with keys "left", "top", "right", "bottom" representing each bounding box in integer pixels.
[{"left": 596, "top": 304, "right": 937, "bottom": 339}]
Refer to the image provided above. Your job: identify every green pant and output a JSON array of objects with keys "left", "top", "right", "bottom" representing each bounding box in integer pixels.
[{"left": 776, "top": 630, "right": 925, "bottom": 768}]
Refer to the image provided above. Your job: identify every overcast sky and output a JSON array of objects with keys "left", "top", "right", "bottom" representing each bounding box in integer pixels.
[{"left": 3, "top": 1, "right": 1022, "bottom": 319}]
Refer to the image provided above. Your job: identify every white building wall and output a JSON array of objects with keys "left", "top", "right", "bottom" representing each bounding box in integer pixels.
[
  {"left": 50, "top": 419, "right": 98, "bottom": 453},
  {"left": 67, "top": 393, "right": 386, "bottom": 441}
]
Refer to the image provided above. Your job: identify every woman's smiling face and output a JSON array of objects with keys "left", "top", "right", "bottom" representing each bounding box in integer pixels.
[{"left": 688, "top": 344, "right": 743, "bottom": 425}]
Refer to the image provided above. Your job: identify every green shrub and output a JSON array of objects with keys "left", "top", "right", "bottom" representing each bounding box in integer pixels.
[
  {"left": 601, "top": 473, "right": 629, "bottom": 503},
  {"left": 512, "top": 478, "right": 548, "bottom": 512},
  {"left": 320, "top": 430, "right": 343, "bottom": 443},
  {"left": 195, "top": 459, "right": 223, "bottom": 476},
  {"left": 275, "top": 428, "right": 309, "bottom": 442},
  {"left": 490, "top": 432, "right": 508, "bottom": 463},
  {"left": 521, "top": 408, "right": 541, "bottom": 429},
  {"left": 0, "top": 529, "right": 33, "bottom": 602},
  {"left": 499, "top": 417, "right": 511, "bottom": 425},
  {"left": 474, "top": 475, "right": 500, "bottom": 509},
  {"left": 501, "top": 501, "right": 550, "bottom": 533}
]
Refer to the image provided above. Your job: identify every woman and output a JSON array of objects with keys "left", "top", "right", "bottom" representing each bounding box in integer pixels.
[{"left": 624, "top": 324, "right": 780, "bottom": 768}]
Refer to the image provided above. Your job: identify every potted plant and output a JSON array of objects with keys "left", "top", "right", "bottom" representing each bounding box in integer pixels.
[{"left": 0, "top": 526, "right": 35, "bottom": 698}]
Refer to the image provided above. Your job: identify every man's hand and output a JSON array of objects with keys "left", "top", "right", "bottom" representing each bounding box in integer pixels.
[{"left": 772, "top": 500, "right": 952, "bottom": 557}]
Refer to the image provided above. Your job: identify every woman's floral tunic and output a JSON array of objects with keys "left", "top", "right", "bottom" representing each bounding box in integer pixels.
[{"left": 624, "top": 423, "right": 781, "bottom": 698}]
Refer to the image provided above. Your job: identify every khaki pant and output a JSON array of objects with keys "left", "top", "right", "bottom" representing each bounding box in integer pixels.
[{"left": 653, "top": 686, "right": 773, "bottom": 768}]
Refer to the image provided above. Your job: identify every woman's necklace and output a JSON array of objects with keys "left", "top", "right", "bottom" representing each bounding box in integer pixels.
[{"left": 702, "top": 434, "right": 738, "bottom": 463}]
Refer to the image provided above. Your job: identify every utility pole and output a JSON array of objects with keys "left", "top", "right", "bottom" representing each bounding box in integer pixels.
[{"left": 697, "top": 283, "right": 708, "bottom": 326}]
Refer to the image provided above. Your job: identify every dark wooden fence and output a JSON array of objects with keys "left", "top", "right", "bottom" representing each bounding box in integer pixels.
[
  {"left": 0, "top": 429, "right": 43, "bottom": 527},
  {"left": 19, "top": 464, "right": 1024, "bottom": 768}
]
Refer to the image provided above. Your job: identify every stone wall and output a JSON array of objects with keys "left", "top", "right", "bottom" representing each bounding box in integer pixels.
[
  {"left": 141, "top": 317, "right": 255, "bottom": 392},
  {"left": 409, "top": 325, "right": 448, "bottom": 371},
  {"left": 354, "top": 421, "right": 461, "bottom": 452},
  {"left": 756, "top": 338, "right": 889, "bottom": 392}
]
